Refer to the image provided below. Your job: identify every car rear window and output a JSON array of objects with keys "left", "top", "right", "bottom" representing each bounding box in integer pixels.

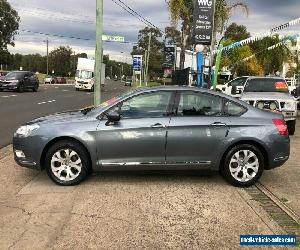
[{"left": 244, "top": 78, "right": 289, "bottom": 93}]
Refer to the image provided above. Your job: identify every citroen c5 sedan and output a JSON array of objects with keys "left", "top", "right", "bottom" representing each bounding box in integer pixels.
[{"left": 13, "top": 86, "right": 290, "bottom": 187}]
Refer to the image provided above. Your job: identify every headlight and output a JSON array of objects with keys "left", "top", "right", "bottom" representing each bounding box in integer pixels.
[
  {"left": 283, "top": 102, "right": 296, "bottom": 110},
  {"left": 10, "top": 80, "right": 19, "bottom": 84},
  {"left": 15, "top": 124, "right": 40, "bottom": 137}
]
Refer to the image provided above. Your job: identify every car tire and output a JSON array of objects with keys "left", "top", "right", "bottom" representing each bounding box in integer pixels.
[
  {"left": 18, "top": 83, "right": 24, "bottom": 93},
  {"left": 45, "top": 140, "right": 91, "bottom": 186},
  {"left": 32, "top": 84, "right": 38, "bottom": 92},
  {"left": 221, "top": 144, "right": 264, "bottom": 187},
  {"left": 287, "top": 120, "right": 296, "bottom": 136},
  {"left": 76, "top": 88, "right": 79, "bottom": 91}
]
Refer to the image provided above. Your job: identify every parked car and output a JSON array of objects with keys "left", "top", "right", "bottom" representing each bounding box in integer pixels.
[
  {"left": 216, "top": 76, "right": 249, "bottom": 97},
  {"left": 0, "top": 71, "right": 39, "bottom": 92},
  {"left": 125, "top": 76, "right": 132, "bottom": 86},
  {"left": 240, "top": 77, "right": 297, "bottom": 135},
  {"left": 13, "top": 86, "right": 290, "bottom": 187},
  {"left": 55, "top": 77, "right": 67, "bottom": 84},
  {"left": 44, "top": 75, "right": 55, "bottom": 84}
]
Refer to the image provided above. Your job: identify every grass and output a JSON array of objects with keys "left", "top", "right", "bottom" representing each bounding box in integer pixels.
[{"left": 138, "top": 81, "right": 163, "bottom": 87}]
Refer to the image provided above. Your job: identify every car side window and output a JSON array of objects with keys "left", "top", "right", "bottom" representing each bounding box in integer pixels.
[
  {"left": 177, "top": 92, "right": 223, "bottom": 117},
  {"left": 224, "top": 100, "right": 246, "bottom": 116},
  {"left": 112, "top": 91, "right": 172, "bottom": 119}
]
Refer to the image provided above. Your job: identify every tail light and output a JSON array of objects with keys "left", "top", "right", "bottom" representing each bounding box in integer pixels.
[{"left": 272, "top": 119, "right": 288, "bottom": 136}]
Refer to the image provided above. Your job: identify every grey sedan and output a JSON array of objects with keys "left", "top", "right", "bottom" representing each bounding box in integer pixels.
[{"left": 13, "top": 86, "right": 290, "bottom": 187}]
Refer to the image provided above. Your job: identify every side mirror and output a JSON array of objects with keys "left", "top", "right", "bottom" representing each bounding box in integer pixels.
[{"left": 106, "top": 111, "right": 120, "bottom": 125}]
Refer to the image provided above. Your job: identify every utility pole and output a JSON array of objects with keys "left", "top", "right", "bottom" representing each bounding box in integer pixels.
[
  {"left": 145, "top": 32, "right": 152, "bottom": 86},
  {"left": 94, "top": 0, "right": 103, "bottom": 107},
  {"left": 46, "top": 38, "right": 49, "bottom": 75}
]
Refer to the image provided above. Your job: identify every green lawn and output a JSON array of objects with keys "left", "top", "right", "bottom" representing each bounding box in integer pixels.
[{"left": 138, "top": 81, "right": 163, "bottom": 87}]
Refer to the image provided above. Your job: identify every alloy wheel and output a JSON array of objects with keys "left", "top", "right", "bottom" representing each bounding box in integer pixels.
[
  {"left": 51, "top": 148, "right": 82, "bottom": 181},
  {"left": 229, "top": 150, "right": 259, "bottom": 183}
]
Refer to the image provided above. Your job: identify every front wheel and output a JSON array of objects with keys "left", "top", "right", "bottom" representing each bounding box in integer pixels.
[
  {"left": 221, "top": 144, "right": 264, "bottom": 187},
  {"left": 18, "top": 83, "right": 24, "bottom": 93},
  {"left": 45, "top": 140, "right": 91, "bottom": 186},
  {"left": 32, "top": 84, "right": 38, "bottom": 92},
  {"left": 287, "top": 120, "right": 296, "bottom": 136}
]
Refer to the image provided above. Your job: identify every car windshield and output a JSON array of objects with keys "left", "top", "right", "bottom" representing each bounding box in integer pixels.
[
  {"left": 244, "top": 78, "right": 289, "bottom": 93},
  {"left": 76, "top": 70, "right": 93, "bottom": 79},
  {"left": 5, "top": 72, "right": 24, "bottom": 80}
]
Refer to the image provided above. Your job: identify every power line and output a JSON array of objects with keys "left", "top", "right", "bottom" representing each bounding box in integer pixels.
[
  {"left": 111, "top": 0, "right": 164, "bottom": 34},
  {"left": 116, "top": 0, "right": 163, "bottom": 32},
  {"left": 18, "top": 29, "right": 137, "bottom": 45}
]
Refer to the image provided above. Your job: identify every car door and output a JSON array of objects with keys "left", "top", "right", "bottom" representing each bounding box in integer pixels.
[
  {"left": 96, "top": 90, "right": 174, "bottom": 168},
  {"left": 166, "top": 91, "right": 229, "bottom": 167}
]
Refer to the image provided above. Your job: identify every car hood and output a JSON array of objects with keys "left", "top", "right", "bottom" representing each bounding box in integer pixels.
[
  {"left": 241, "top": 92, "right": 293, "bottom": 101},
  {"left": 26, "top": 110, "right": 87, "bottom": 125}
]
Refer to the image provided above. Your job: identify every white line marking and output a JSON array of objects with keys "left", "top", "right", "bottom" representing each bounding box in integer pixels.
[
  {"left": 62, "top": 90, "right": 69, "bottom": 92},
  {"left": 37, "top": 100, "right": 56, "bottom": 105}
]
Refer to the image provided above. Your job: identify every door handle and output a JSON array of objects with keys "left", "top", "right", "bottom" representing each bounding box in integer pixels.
[
  {"left": 151, "top": 123, "right": 165, "bottom": 128},
  {"left": 211, "top": 122, "right": 227, "bottom": 126}
]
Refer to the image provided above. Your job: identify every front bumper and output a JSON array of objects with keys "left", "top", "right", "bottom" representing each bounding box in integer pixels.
[
  {"left": 0, "top": 84, "right": 18, "bottom": 90},
  {"left": 13, "top": 136, "right": 45, "bottom": 171},
  {"left": 75, "top": 83, "right": 93, "bottom": 90}
]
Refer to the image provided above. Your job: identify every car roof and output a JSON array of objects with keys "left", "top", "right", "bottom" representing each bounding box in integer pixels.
[
  {"left": 247, "top": 76, "right": 285, "bottom": 80},
  {"left": 133, "top": 85, "right": 246, "bottom": 104}
]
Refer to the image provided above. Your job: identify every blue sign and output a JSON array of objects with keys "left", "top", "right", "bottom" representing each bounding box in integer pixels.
[{"left": 133, "top": 56, "right": 142, "bottom": 71}]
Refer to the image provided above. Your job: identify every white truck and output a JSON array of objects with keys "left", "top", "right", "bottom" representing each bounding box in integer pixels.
[{"left": 75, "top": 58, "right": 105, "bottom": 91}]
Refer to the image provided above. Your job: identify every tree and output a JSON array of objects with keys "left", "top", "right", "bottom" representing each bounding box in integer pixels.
[
  {"left": 0, "top": 0, "right": 20, "bottom": 68},
  {"left": 224, "top": 23, "right": 250, "bottom": 42},
  {"left": 252, "top": 36, "right": 291, "bottom": 75},
  {"left": 0, "top": 0, "right": 20, "bottom": 50},
  {"left": 166, "top": 0, "right": 249, "bottom": 69},
  {"left": 49, "top": 46, "right": 73, "bottom": 76},
  {"left": 165, "top": 26, "right": 181, "bottom": 46},
  {"left": 132, "top": 27, "right": 164, "bottom": 78}
]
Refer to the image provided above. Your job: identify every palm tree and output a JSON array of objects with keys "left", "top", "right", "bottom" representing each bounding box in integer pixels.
[{"left": 166, "top": 0, "right": 249, "bottom": 69}]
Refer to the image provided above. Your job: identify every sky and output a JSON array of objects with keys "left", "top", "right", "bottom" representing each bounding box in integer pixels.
[{"left": 6, "top": 0, "right": 300, "bottom": 63}]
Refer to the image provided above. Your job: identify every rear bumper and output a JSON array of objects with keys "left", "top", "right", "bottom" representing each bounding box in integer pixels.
[{"left": 265, "top": 136, "right": 290, "bottom": 170}]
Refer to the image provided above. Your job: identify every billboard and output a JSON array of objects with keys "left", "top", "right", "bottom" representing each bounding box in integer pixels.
[
  {"left": 164, "top": 46, "right": 176, "bottom": 69},
  {"left": 132, "top": 55, "right": 142, "bottom": 71},
  {"left": 193, "top": 0, "right": 215, "bottom": 45}
]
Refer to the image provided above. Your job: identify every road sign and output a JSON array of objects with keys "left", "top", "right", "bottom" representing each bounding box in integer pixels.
[
  {"left": 102, "top": 35, "right": 125, "bottom": 43},
  {"left": 193, "top": 0, "right": 215, "bottom": 45},
  {"left": 132, "top": 55, "right": 142, "bottom": 71}
]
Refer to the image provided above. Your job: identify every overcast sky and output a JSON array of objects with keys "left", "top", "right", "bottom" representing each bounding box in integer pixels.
[{"left": 7, "top": 0, "right": 300, "bottom": 62}]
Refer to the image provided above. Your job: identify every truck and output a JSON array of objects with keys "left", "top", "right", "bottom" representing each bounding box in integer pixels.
[{"left": 75, "top": 58, "right": 105, "bottom": 91}]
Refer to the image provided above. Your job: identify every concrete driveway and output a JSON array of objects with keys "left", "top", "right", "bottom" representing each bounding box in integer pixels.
[{"left": 0, "top": 149, "right": 289, "bottom": 249}]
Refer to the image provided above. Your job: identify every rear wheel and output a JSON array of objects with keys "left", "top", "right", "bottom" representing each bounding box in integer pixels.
[
  {"left": 287, "top": 120, "right": 296, "bottom": 136},
  {"left": 221, "top": 144, "right": 264, "bottom": 187},
  {"left": 76, "top": 88, "right": 79, "bottom": 91},
  {"left": 45, "top": 140, "right": 91, "bottom": 186}
]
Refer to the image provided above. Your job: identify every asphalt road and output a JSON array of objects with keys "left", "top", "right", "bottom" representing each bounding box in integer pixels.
[{"left": 0, "top": 80, "right": 130, "bottom": 148}]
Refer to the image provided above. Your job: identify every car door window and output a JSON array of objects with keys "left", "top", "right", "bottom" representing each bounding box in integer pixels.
[
  {"left": 224, "top": 100, "right": 247, "bottom": 116},
  {"left": 228, "top": 78, "right": 246, "bottom": 87},
  {"left": 113, "top": 91, "right": 172, "bottom": 119},
  {"left": 177, "top": 92, "right": 223, "bottom": 117}
]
